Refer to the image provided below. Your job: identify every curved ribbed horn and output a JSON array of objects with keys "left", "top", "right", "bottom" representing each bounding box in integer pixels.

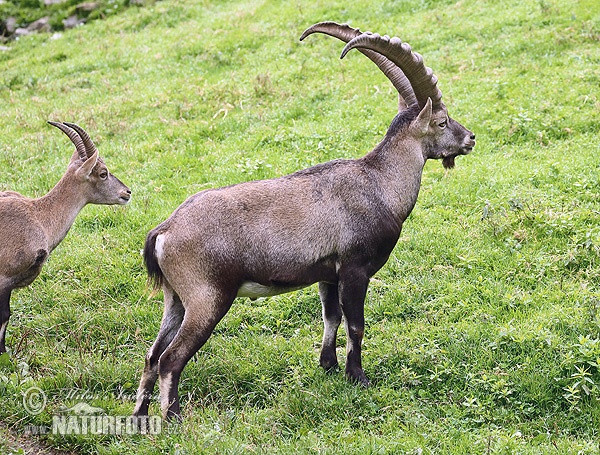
[
  {"left": 63, "top": 122, "right": 98, "bottom": 157},
  {"left": 48, "top": 121, "right": 88, "bottom": 160},
  {"left": 341, "top": 33, "right": 443, "bottom": 110},
  {"left": 300, "top": 21, "right": 417, "bottom": 110}
]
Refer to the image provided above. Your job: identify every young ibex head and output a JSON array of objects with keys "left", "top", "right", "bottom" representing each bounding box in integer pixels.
[
  {"left": 48, "top": 121, "right": 131, "bottom": 205},
  {"left": 301, "top": 22, "right": 476, "bottom": 168}
]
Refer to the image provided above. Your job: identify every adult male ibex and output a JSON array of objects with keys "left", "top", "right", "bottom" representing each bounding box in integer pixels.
[
  {"left": 134, "top": 22, "right": 475, "bottom": 420},
  {"left": 0, "top": 122, "right": 131, "bottom": 354}
]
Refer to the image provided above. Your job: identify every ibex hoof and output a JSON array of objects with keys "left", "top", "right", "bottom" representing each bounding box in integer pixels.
[{"left": 346, "top": 369, "right": 370, "bottom": 388}]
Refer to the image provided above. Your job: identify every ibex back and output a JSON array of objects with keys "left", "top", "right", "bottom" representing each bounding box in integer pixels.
[{"left": 134, "top": 22, "right": 475, "bottom": 421}]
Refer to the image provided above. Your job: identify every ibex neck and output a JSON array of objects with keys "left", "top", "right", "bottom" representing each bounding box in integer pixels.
[
  {"left": 363, "top": 140, "right": 426, "bottom": 222},
  {"left": 33, "top": 172, "right": 88, "bottom": 252}
]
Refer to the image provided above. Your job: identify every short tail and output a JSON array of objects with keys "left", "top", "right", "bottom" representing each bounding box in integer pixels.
[{"left": 144, "top": 229, "right": 164, "bottom": 295}]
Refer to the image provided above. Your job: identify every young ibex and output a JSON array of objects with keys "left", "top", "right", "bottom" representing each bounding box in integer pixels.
[
  {"left": 134, "top": 22, "right": 475, "bottom": 420},
  {"left": 0, "top": 122, "right": 131, "bottom": 354}
]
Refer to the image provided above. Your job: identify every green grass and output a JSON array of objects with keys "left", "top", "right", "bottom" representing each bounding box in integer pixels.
[{"left": 1, "top": 0, "right": 600, "bottom": 453}]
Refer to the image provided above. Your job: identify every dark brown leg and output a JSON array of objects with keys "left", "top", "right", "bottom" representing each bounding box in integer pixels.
[
  {"left": 133, "top": 286, "right": 185, "bottom": 418},
  {"left": 0, "top": 289, "right": 12, "bottom": 354},
  {"left": 157, "top": 286, "right": 235, "bottom": 421},
  {"left": 318, "top": 281, "right": 341, "bottom": 371},
  {"left": 338, "top": 269, "right": 370, "bottom": 387}
]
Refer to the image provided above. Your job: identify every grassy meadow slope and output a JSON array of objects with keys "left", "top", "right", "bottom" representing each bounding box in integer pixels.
[{"left": 1, "top": 0, "right": 599, "bottom": 453}]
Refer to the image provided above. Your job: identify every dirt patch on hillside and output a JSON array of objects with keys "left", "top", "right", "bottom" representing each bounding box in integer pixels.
[{"left": 0, "top": 423, "right": 76, "bottom": 455}]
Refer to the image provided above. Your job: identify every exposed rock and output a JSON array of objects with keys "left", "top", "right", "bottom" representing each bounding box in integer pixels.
[
  {"left": 2, "top": 17, "right": 18, "bottom": 34},
  {"left": 5, "top": 17, "right": 52, "bottom": 40},
  {"left": 14, "top": 27, "right": 33, "bottom": 38},
  {"left": 63, "top": 15, "right": 86, "bottom": 29},
  {"left": 27, "top": 16, "right": 51, "bottom": 33},
  {"left": 1, "top": 0, "right": 151, "bottom": 40},
  {"left": 76, "top": 2, "right": 101, "bottom": 12}
]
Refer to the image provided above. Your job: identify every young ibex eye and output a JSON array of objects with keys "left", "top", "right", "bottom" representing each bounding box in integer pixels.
[
  {"left": 99, "top": 171, "right": 108, "bottom": 180},
  {"left": 438, "top": 120, "right": 448, "bottom": 128}
]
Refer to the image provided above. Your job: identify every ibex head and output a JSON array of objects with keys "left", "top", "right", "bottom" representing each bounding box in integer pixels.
[
  {"left": 301, "top": 22, "right": 475, "bottom": 168},
  {"left": 48, "top": 122, "right": 131, "bottom": 205}
]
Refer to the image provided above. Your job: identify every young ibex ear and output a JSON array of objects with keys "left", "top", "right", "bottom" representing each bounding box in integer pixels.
[
  {"left": 411, "top": 98, "right": 432, "bottom": 136},
  {"left": 76, "top": 150, "right": 99, "bottom": 178}
]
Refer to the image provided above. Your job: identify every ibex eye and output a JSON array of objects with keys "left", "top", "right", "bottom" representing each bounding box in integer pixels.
[
  {"left": 439, "top": 120, "right": 448, "bottom": 128},
  {"left": 99, "top": 172, "right": 108, "bottom": 180}
]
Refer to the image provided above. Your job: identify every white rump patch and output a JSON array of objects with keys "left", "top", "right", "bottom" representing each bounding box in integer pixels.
[
  {"left": 237, "top": 281, "right": 307, "bottom": 299},
  {"left": 155, "top": 234, "right": 166, "bottom": 261}
]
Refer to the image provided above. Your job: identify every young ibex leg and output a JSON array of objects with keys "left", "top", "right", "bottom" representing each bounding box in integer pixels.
[
  {"left": 157, "top": 286, "right": 234, "bottom": 421},
  {"left": 338, "top": 269, "right": 370, "bottom": 387},
  {"left": 319, "top": 281, "right": 342, "bottom": 371},
  {"left": 133, "top": 286, "right": 185, "bottom": 418},
  {"left": 0, "top": 289, "right": 12, "bottom": 354}
]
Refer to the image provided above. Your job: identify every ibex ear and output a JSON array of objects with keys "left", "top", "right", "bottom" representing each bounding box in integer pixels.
[
  {"left": 76, "top": 150, "right": 99, "bottom": 178},
  {"left": 411, "top": 98, "right": 432, "bottom": 136}
]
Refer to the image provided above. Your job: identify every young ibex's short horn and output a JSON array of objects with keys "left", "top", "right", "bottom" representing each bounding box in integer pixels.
[{"left": 48, "top": 121, "right": 89, "bottom": 160}]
